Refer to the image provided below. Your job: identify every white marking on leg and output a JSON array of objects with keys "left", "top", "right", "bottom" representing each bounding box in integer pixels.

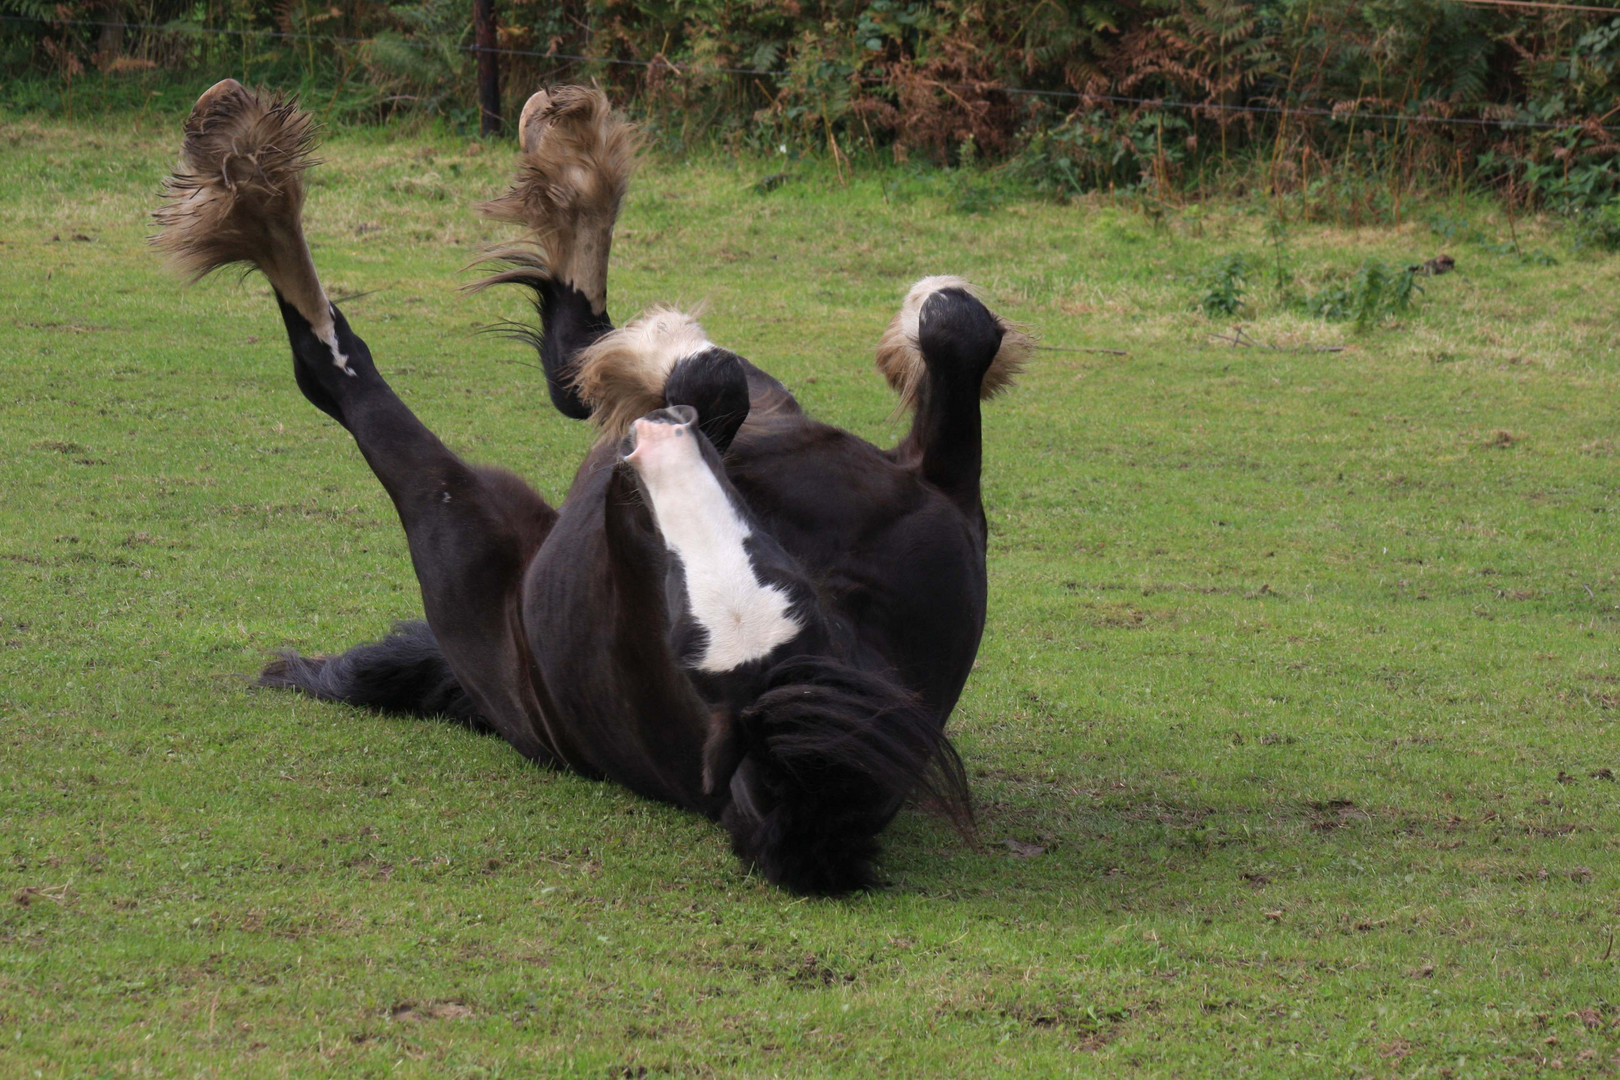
[
  {"left": 320, "top": 305, "right": 352, "bottom": 374},
  {"left": 625, "top": 418, "right": 800, "bottom": 672}
]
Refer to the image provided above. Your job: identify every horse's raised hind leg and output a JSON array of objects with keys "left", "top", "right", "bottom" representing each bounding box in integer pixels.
[
  {"left": 155, "top": 81, "right": 559, "bottom": 763},
  {"left": 473, "top": 87, "right": 641, "bottom": 421}
]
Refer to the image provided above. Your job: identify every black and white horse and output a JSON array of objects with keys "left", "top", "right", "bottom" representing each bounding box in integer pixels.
[{"left": 154, "top": 82, "right": 1031, "bottom": 894}]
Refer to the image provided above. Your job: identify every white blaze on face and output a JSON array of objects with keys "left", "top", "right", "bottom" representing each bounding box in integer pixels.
[{"left": 625, "top": 417, "right": 801, "bottom": 673}]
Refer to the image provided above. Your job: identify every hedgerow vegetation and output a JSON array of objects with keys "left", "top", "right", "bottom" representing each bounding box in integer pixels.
[{"left": 4, "top": 0, "right": 1619, "bottom": 217}]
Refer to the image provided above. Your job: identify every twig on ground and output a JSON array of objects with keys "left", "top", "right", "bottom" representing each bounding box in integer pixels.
[
  {"left": 1207, "top": 327, "right": 1345, "bottom": 354},
  {"left": 1208, "top": 329, "right": 1263, "bottom": 348}
]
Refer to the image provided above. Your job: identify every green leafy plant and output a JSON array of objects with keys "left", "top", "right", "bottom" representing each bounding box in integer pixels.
[
  {"left": 1427, "top": 213, "right": 1488, "bottom": 246},
  {"left": 947, "top": 172, "right": 1004, "bottom": 215},
  {"left": 1305, "top": 281, "right": 1354, "bottom": 323},
  {"left": 1307, "top": 259, "right": 1423, "bottom": 332},
  {"left": 945, "top": 135, "right": 1007, "bottom": 214},
  {"left": 1193, "top": 253, "right": 1251, "bottom": 318},
  {"left": 1011, "top": 108, "right": 1190, "bottom": 199},
  {"left": 363, "top": 0, "right": 473, "bottom": 125},
  {"left": 1572, "top": 197, "right": 1620, "bottom": 252}
]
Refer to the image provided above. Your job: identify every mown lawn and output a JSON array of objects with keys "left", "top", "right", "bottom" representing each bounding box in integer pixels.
[{"left": 1, "top": 108, "right": 1617, "bottom": 1078}]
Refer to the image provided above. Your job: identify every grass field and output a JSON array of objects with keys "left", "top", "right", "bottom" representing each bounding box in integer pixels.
[{"left": 2, "top": 108, "right": 1618, "bottom": 1078}]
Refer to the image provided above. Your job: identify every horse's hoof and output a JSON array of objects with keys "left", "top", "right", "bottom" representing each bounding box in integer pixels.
[
  {"left": 190, "top": 78, "right": 247, "bottom": 122},
  {"left": 518, "top": 86, "right": 621, "bottom": 157},
  {"left": 518, "top": 89, "right": 554, "bottom": 154}
]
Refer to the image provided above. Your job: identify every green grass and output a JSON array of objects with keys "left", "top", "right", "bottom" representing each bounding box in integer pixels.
[{"left": 2, "top": 109, "right": 1618, "bottom": 1079}]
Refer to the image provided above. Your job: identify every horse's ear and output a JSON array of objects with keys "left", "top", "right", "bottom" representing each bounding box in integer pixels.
[{"left": 701, "top": 707, "right": 746, "bottom": 797}]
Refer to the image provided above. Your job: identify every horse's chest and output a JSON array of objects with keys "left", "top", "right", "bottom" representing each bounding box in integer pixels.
[{"left": 633, "top": 424, "right": 803, "bottom": 674}]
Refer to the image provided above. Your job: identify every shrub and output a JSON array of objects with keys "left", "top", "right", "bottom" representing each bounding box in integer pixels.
[
  {"left": 2, "top": 0, "right": 1617, "bottom": 206},
  {"left": 1306, "top": 260, "right": 1423, "bottom": 332},
  {"left": 1572, "top": 197, "right": 1620, "bottom": 252},
  {"left": 1194, "top": 254, "right": 1251, "bottom": 318}
]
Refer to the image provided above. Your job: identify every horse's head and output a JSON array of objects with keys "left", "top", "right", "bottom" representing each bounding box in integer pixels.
[{"left": 621, "top": 405, "right": 969, "bottom": 892}]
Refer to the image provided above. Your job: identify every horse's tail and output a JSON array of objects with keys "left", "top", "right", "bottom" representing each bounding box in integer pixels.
[
  {"left": 718, "top": 656, "right": 974, "bottom": 895},
  {"left": 874, "top": 276, "right": 1035, "bottom": 417},
  {"left": 257, "top": 621, "right": 485, "bottom": 729}
]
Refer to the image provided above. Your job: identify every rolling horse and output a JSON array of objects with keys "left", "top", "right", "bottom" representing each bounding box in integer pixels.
[{"left": 153, "top": 81, "right": 1032, "bottom": 894}]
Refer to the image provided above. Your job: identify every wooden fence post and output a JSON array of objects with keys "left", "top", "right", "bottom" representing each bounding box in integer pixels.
[{"left": 474, "top": 0, "right": 501, "bottom": 136}]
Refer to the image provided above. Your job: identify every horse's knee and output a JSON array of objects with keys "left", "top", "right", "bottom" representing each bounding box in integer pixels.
[
  {"left": 277, "top": 295, "right": 368, "bottom": 410},
  {"left": 571, "top": 307, "right": 756, "bottom": 448},
  {"left": 664, "top": 348, "right": 750, "bottom": 453}
]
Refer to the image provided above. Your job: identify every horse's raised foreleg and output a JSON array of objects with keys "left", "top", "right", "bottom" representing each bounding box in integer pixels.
[
  {"left": 876, "top": 277, "right": 1034, "bottom": 516},
  {"left": 155, "top": 81, "right": 559, "bottom": 762},
  {"left": 473, "top": 87, "right": 640, "bottom": 421}
]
